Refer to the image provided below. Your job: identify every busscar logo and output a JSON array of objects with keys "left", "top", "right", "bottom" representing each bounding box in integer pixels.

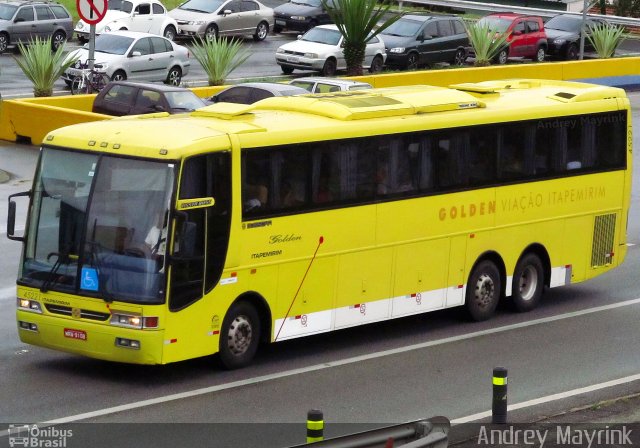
[{"left": 8, "top": 424, "right": 73, "bottom": 447}]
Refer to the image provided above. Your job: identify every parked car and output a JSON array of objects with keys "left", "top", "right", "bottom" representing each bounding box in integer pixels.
[
  {"left": 289, "top": 77, "right": 372, "bottom": 93},
  {"left": 379, "top": 14, "right": 469, "bottom": 70},
  {"left": 62, "top": 31, "right": 191, "bottom": 87},
  {"left": 75, "top": 0, "right": 178, "bottom": 43},
  {"left": 545, "top": 14, "right": 608, "bottom": 60},
  {"left": 476, "top": 13, "right": 547, "bottom": 64},
  {"left": 209, "top": 82, "right": 308, "bottom": 104},
  {"left": 275, "top": 24, "right": 386, "bottom": 76},
  {"left": 169, "top": 0, "right": 274, "bottom": 41},
  {"left": 273, "top": 0, "right": 334, "bottom": 33},
  {"left": 93, "top": 81, "right": 208, "bottom": 116},
  {"left": 0, "top": 0, "right": 73, "bottom": 53}
]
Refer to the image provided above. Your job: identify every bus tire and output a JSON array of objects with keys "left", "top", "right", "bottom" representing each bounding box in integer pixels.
[
  {"left": 465, "top": 260, "right": 501, "bottom": 321},
  {"left": 511, "top": 253, "right": 544, "bottom": 312},
  {"left": 219, "top": 301, "right": 261, "bottom": 369}
]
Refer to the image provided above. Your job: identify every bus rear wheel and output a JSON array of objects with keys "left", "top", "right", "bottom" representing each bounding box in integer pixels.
[
  {"left": 511, "top": 253, "right": 544, "bottom": 312},
  {"left": 466, "top": 260, "right": 501, "bottom": 321},
  {"left": 219, "top": 301, "right": 261, "bottom": 369}
]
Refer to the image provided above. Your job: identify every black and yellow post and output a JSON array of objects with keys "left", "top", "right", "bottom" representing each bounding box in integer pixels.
[
  {"left": 492, "top": 367, "right": 508, "bottom": 424},
  {"left": 306, "top": 409, "right": 324, "bottom": 443}
]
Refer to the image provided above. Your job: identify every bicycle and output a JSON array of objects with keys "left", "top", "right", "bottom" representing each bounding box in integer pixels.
[{"left": 70, "top": 62, "right": 111, "bottom": 95}]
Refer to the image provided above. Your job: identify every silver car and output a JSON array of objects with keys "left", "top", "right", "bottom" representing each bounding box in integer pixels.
[
  {"left": 169, "top": 0, "right": 274, "bottom": 41},
  {"left": 289, "top": 77, "right": 372, "bottom": 93},
  {"left": 0, "top": 0, "right": 73, "bottom": 53},
  {"left": 62, "top": 31, "right": 191, "bottom": 87}
]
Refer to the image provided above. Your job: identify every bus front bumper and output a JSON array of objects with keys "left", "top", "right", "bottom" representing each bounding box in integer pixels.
[{"left": 17, "top": 310, "right": 164, "bottom": 365}]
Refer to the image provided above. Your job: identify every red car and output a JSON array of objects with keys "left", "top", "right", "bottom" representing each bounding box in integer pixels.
[{"left": 477, "top": 13, "right": 547, "bottom": 64}]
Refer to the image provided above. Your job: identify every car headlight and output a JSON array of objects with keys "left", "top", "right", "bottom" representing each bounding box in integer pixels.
[
  {"left": 276, "top": 47, "right": 286, "bottom": 54},
  {"left": 303, "top": 52, "right": 318, "bottom": 58},
  {"left": 553, "top": 38, "right": 566, "bottom": 45},
  {"left": 189, "top": 20, "right": 206, "bottom": 25},
  {"left": 104, "top": 25, "right": 111, "bottom": 32},
  {"left": 291, "top": 15, "right": 306, "bottom": 20},
  {"left": 389, "top": 47, "right": 405, "bottom": 53},
  {"left": 75, "top": 22, "right": 85, "bottom": 31}
]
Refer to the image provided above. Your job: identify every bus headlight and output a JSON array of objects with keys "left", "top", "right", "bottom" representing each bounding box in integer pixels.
[
  {"left": 18, "top": 298, "right": 42, "bottom": 313},
  {"left": 110, "top": 313, "right": 159, "bottom": 329}
]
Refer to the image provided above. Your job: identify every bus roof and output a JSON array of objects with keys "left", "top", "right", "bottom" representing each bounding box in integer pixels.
[{"left": 44, "top": 79, "right": 627, "bottom": 160}]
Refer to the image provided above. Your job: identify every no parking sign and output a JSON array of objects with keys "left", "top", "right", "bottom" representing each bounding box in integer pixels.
[{"left": 76, "top": 0, "right": 107, "bottom": 25}]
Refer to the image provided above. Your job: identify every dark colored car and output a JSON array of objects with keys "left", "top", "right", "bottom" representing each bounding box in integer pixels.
[
  {"left": 0, "top": 0, "right": 73, "bottom": 53},
  {"left": 477, "top": 13, "right": 547, "bottom": 64},
  {"left": 272, "top": 0, "right": 334, "bottom": 33},
  {"left": 209, "top": 82, "right": 308, "bottom": 104},
  {"left": 545, "top": 14, "right": 608, "bottom": 60},
  {"left": 379, "top": 14, "right": 469, "bottom": 70},
  {"left": 93, "top": 81, "right": 208, "bottom": 116}
]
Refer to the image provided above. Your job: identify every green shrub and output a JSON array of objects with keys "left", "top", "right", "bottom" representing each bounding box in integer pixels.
[
  {"left": 14, "top": 37, "right": 78, "bottom": 97},
  {"left": 587, "top": 23, "right": 627, "bottom": 58},
  {"left": 466, "top": 21, "right": 509, "bottom": 67},
  {"left": 190, "top": 36, "right": 250, "bottom": 86}
]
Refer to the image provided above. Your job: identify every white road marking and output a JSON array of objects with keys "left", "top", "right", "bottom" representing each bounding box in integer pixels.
[
  {"left": 2, "top": 297, "right": 640, "bottom": 429},
  {"left": 452, "top": 372, "right": 640, "bottom": 423}
]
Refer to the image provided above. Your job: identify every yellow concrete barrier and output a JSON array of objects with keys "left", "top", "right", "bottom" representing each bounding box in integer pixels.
[{"left": 1, "top": 58, "right": 638, "bottom": 145}]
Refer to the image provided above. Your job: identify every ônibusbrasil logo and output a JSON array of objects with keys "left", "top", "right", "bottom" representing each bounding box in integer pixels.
[{"left": 8, "top": 424, "right": 72, "bottom": 447}]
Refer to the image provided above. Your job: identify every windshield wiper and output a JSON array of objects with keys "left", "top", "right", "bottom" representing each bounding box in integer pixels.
[{"left": 41, "top": 247, "right": 73, "bottom": 293}]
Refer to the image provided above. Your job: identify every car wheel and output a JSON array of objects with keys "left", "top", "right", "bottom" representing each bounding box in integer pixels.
[
  {"left": 566, "top": 44, "right": 578, "bottom": 60},
  {"left": 369, "top": 55, "right": 383, "bottom": 73},
  {"left": 163, "top": 25, "right": 176, "bottom": 41},
  {"left": 51, "top": 31, "right": 66, "bottom": 52},
  {"left": 0, "top": 32, "right": 8, "bottom": 53},
  {"left": 165, "top": 66, "right": 182, "bottom": 86},
  {"left": 321, "top": 58, "right": 337, "bottom": 76},
  {"left": 452, "top": 48, "right": 466, "bottom": 66},
  {"left": 64, "top": 78, "right": 73, "bottom": 88},
  {"left": 205, "top": 24, "right": 218, "bottom": 42},
  {"left": 406, "top": 52, "right": 419, "bottom": 70},
  {"left": 253, "top": 21, "right": 269, "bottom": 41},
  {"left": 496, "top": 48, "right": 508, "bottom": 65},
  {"left": 535, "top": 46, "right": 546, "bottom": 62},
  {"left": 219, "top": 301, "right": 261, "bottom": 370},
  {"left": 511, "top": 253, "right": 544, "bottom": 313},
  {"left": 465, "top": 260, "right": 501, "bottom": 321},
  {"left": 111, "top": 70, "right": 127, "bottom": 82},
  {"left": 280, "top": 65, "right": 294, "bottom": 74}
]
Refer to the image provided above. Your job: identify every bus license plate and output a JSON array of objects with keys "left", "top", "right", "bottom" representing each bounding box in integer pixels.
[{"left": 64, "top": 328, "right": 87, "bottom": 341}]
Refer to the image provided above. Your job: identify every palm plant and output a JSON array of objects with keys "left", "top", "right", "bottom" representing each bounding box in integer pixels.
[
  {"left": 14, "top": 37, "right": 78, "bottom": 97},
  {"left": 587, "top": 23, "right": 627, "bottom": 59},
  {"left": 321, "top": 0, "right": 402, "bottom": 76},
  {"left": 466, "top": 21, "right": 509, "bottom": 67},
  {"left": 190, "top": 36, "right": 250, "bottom": 86}
]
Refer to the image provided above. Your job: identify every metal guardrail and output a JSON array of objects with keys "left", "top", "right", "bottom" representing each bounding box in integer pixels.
[
  {"left": 288, "top": 416, "right": 450, "bottom": 448},
  {"left": 399, "top": 0, "right": 640, "bottom": 27}
]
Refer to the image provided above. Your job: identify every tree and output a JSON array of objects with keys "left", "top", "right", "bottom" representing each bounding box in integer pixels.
[
  {"left": 14, "top": 37, "right": 78, "bottom": 97},
  {"left": 190, "top": 36, "right": 250, "bottom": 86},
  {"left": 321, "top": 0, "right": 402, "bottom": 76}
]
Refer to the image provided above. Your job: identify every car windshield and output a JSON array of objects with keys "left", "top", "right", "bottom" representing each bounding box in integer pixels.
[
  {"left": 302, "top": 27, "right": 341, "bottom": 45},
  {"left": 545, "top": 15, "right": 581, "bottom": 32},
  {"left": 108, "top": 0, "right": 133, "bottom": 13},
  {"left": 94, "top": 34, "right": 135, "bottom": 54},
  {"left": 164, "top": 91, "right": 206, "bottom": 110},
  {"left": 21, "top": 148, "right": 175, "bottom": 304},
  {"left": 382, "top": 18, "right": 424, "bottom": 37},
  {"left": 179, "top": 0, "right": 223, "bottom": 13},
  {"left": 0, "top": 3, "right": 18, "bottom": 20},
  {"left": 477, "top": 16, "right": 512, "bottom": 33},
  {"left": 292, "top": 0, "right": 321, "bottom": 6}
]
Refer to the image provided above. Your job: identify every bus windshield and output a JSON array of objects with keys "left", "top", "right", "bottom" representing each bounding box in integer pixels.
[{"left": 20, "top": 148, "right": 175, "bottom": 304}]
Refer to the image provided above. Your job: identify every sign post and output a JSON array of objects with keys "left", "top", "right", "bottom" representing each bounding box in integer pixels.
[{"left": 76, "top": 0, "right": 108, "bottom": 72}]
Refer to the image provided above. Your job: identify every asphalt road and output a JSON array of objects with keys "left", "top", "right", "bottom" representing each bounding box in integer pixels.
[{"left": 0, "top": 92, "right": 639, "bottom": 447}]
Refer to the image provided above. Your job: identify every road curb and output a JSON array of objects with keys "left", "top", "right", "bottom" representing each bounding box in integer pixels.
[{"left": 0, "top": 169, "right": 10, "bottom": 184}]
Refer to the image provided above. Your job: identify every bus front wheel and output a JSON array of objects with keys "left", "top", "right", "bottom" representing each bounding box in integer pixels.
[
  {"left": 466, "top": 260, "right": 501, "bottom": 321},
  {"left": 511, "top": 253, "right": 544, "bottom": 312},
  {"left": 219, "top": 301, "right": 261, "bottom": 369}
]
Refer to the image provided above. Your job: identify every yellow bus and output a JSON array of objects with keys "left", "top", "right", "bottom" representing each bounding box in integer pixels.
[{"left": 7, "top": 79, "right": 631, "bottom": 368}]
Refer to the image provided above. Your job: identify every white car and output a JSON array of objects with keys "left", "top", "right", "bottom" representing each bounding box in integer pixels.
[
  {"left": 74, "top": 0, "right": 178, "bottom": 43},
  {"left": 62, "top": 31, "right": 190, "bottom": 87},
  {"left": 289, "top": 77, "right": 372, "bottom": 93},
  {"left": 275, "top": 24, "right": 386, "bottom": 76}
]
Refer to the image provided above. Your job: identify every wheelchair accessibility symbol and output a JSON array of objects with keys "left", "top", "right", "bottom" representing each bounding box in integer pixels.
[{"left": 81, "top": 267, "right": 99, "bottom": 291}]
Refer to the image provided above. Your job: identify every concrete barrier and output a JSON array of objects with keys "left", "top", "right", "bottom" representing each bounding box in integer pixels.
[{"left": 1, "top": 58, "right": 638, "bottom": 145}]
